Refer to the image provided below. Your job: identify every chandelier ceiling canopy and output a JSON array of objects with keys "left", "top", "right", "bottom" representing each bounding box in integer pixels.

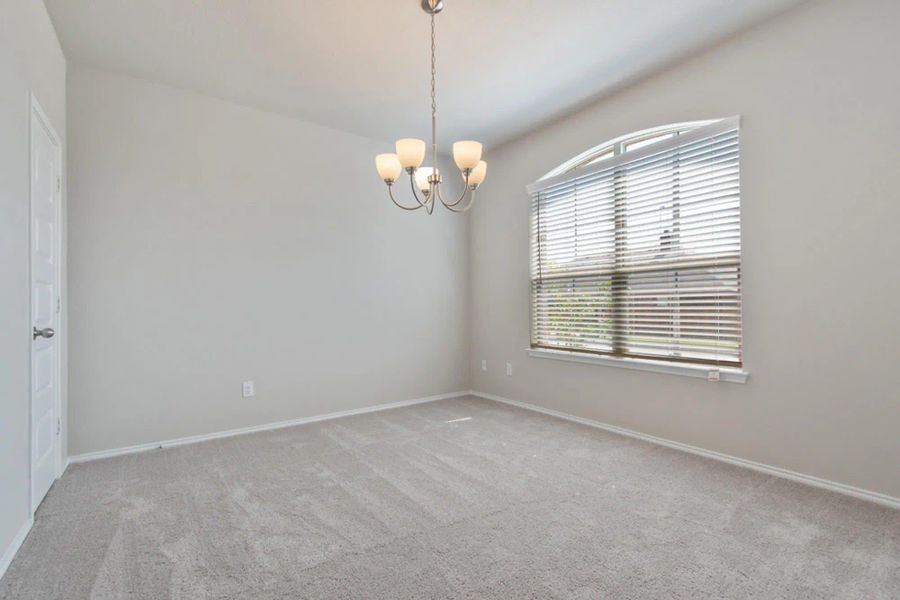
[{"left": 375, "top": 0, "right": 486, "bottom": 214}]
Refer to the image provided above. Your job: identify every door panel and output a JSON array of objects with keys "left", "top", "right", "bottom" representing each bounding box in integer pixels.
[{"left": 31, "top": 105, "right": 60, "bottom": 511}]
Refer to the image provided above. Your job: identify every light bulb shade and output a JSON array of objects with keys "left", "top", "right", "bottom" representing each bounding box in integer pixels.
[
  {"left": 468, "top": 160, "right": 487, "bottom": 186},
  {"left": 375, "top": 153, "right": 402, "bottom": 182},
  {"left": 452, "top": 140, "right": 483, "bottom": 170},
  {"left": 415, "top": 167, "right": 438, "bottom": 193},
  {"left": 395, "top": 138, "right": 426, "bottom": 168}
]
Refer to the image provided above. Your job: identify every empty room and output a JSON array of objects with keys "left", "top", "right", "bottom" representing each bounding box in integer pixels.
[{"left": 2, "top": 0, "right": 899, "bottom": 597}]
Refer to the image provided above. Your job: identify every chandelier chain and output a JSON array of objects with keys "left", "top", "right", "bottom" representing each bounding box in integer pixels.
[
  {"left": 430, "top": 9, "right": 436, "bottom": 118},
  {"left": 430, "top": 8, "right": 437, "bottom": 178}
]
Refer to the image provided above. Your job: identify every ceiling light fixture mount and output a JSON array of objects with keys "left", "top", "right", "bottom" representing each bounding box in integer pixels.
[
  {"left": 421, "top": 0, "right": 443, "bottom": 14},
  {"left": 375, "top": 0, "right": 486, "bottom": 214}
]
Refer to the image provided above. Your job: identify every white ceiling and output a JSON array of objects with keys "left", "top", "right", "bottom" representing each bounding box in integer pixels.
[{"left": 45, "top": 0, "right": 803, "bottom": 148}]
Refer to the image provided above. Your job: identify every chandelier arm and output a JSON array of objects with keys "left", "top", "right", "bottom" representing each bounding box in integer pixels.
[
  {"left": 436, "top": 182, "right": 468, "bottom": 208},
  {"left": 387, "top": 183, "right": 425, "bottom": 211},
  {"left": 442, "top": 189, "right": 477, "bottom": 213},
  {"left": 436, "top": 170, "right": 472, "bottom": 208}
]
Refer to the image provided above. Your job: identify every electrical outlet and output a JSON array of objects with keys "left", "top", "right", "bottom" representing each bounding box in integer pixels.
[
  {"left": 481, "top": 359, "right": 487, "bottom": 372},
  {"left": 506, "top": 362, "right": 512, "bottom": 376},
  {"left": 242, "top": 380, "right": 255, "bottom": 398}
]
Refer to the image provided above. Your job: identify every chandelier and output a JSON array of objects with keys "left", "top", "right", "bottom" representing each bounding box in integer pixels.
[{"left": 374, "top": 0, "right": 487, "bottom": 214}]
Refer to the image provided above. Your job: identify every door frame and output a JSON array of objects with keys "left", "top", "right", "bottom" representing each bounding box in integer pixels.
[{"left": 29, "top": 93, "right": 64, "bottom": 513}]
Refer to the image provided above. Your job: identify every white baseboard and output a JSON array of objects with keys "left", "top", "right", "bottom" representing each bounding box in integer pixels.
[
  {"left": 0, "top": 516, "right": 33, "bottom": 582},
  {"left": 69, "top": 391, "right": 468, "bottom": 464},
  {"left": 469, "top": 390, "right": 900, "bottom": 511}
]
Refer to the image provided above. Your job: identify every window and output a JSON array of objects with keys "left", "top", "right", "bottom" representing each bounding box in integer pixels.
[{"left": 528, "top": 117, "right": 742, "bottom": 371}]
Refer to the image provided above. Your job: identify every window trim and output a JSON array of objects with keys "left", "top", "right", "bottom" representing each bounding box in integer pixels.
[
  {"left": 537, "top": 119, "right": 719, "bottom": 181},
  {"left": 528, "top": 347, "right": 749, "bottom": 384},
  {"left": 528, "top": 116, "right": 744, "bottom": 376},
  {"left": 528, "top": 116, "right": 740, "bottom": 195}
]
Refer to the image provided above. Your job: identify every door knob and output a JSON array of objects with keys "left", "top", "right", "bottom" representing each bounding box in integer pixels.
[{"left": 33, "top": 327, "right": 55, "bottom": 340}]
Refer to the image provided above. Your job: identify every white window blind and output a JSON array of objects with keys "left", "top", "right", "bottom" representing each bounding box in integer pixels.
[{"left": 529, "top": 117, "right": 742, "bottom": 367}]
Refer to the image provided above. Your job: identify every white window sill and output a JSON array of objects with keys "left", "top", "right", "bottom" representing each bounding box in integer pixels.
[{"left": 527, "top": 348, "right": 749, "bottom": 384}]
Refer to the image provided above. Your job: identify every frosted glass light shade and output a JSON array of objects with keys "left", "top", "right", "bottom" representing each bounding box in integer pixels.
[
  {"left": 375, "top": 153, "right": 402, "bottom": 182},
  {"left": 452, "top": 140, "right": 482, "bottom": 170},
  {"left": 415, "top": 167, "right": 438, "bottom": 193},
  {"left": 468, "top": 160, "right": 487, "bottom": 186},
  {"left": 396, "top": 138, "right": 426, "bottom": 168}
]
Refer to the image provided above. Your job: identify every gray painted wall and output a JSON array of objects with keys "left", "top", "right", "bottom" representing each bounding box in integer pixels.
[
  {"left": 469, "top": 0, "right": 900, "bottom": 498},
  {"left": 0, "top": 0, "right": 67, "bottom": 565},
  {"left": 66, "top": 66, "right": 468, "bottom": 456}
]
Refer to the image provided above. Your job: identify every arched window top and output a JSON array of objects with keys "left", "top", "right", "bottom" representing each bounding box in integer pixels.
[{"left": 540, "top": 119, "right": 721, "bottom": 181}]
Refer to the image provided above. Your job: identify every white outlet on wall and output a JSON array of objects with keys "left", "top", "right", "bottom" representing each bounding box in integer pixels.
[
  {"left": 242, "top": 380, "right": 255, "bottom": 398},
  {"left": 506, "top": 362, "right": 512, "bottom": 376},
  {"left": 481, "top": 359, "right": 487, "bottom": 372}
]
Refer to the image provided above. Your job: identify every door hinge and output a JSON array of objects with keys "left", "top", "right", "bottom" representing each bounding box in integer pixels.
[
  {"left": 56, "top": 417, "right": 61, "bottom": 436},
  {"left": 56, "top": 176, "right": 61, "bottom": 193},
  {"left": 56, "top": 295, "right": 61, "bottom": 314}
]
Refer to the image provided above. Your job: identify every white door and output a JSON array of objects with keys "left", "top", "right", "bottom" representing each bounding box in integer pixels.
[{"left": 30, "top": 102, "right": 61, "bottom": 511}]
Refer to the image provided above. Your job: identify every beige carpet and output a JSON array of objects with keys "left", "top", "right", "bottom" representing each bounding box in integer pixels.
[{"left": 1, "top": 395, "right": 898, "bottom": 599}]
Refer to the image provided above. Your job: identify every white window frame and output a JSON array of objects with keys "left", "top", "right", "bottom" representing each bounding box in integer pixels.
[
  {"left": 539, "top": 120, "right": 717, "bottom": 180},
  {"left": 528, "top": 117, "right": 749, "bottom": 383}
]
